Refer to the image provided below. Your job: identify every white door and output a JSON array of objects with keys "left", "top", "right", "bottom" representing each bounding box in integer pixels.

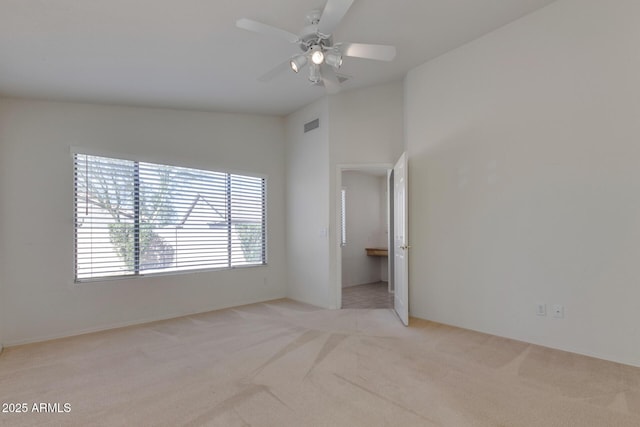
[{"left": 394, "top": 152, "right": 409, "bottom": 325}]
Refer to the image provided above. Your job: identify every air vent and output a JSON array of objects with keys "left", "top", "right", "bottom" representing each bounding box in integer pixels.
[{"left": 304, "top": 118, "right": 320, "bottom": 133}]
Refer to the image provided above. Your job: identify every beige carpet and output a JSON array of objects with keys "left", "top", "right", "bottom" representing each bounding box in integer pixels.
[{"left": 1, "top": 299, "right": 639, "bottom": 426}]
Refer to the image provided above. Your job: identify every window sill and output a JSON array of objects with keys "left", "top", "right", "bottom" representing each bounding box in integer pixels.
[{"left": 73, "top": 263, "right": 268, "bottom": 285}]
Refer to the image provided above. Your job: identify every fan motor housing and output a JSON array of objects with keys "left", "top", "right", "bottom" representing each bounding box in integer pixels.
[
  {"left": 299, "top": 25, "right": 332, "bottom": 51},
  {"left": 299, "top": 9, "right": 332, "bottom": 52}
]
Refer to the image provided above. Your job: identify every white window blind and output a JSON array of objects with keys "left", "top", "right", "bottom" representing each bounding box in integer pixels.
[{"left": 74, "top": 153, "right": 266, "bottom": 281}]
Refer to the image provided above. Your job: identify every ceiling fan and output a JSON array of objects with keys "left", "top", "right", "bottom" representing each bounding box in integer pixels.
[{"left": 236, "top": 0, "right": 396, "bottom": 94}]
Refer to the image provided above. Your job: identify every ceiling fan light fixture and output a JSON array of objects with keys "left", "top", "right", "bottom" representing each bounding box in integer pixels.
[
  {"left": 310, "top": 45, "right": 325, "bottom": 65},
  {"left": 290, "top": 55, "right": 308, "bottom": 73},
  {"left": 308, "top": 64, "right": 321, "bottom": 83},
  {"left": 325, "top": 52, "right": 343, "bottom": 69},
  {"left": 237, "top": 3, "right": 396, "bottom": 92}
]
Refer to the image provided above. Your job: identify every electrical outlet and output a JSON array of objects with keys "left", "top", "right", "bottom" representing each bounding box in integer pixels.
[
  {"left": 536, "top": 304, "right": 547, "bottom": 316},
  {"left": 552, "top": 304, "right": 564, "bottom": 318}
]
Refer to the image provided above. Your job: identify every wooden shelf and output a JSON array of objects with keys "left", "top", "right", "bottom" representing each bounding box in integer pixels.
[{"left": 365, "top": 248, "right": 388, "bottom": 257}]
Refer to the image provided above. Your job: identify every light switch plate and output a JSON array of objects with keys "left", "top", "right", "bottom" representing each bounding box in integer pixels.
[{"left": 536, "top": 304, "right": 547, "bottom": 316}]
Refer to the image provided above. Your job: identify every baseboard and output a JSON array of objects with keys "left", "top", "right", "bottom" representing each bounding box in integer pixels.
[
  {"left": 343, "top": 280, "right": 388, "bottom": 288},
  {"left": 286, "top": 294, "right": 329, "bottom": 310},
  {"left": 410, "top": 313, "right": 640, "bottom": 369},
  {"left": 3, "top": 295, "right": 286, "bottom": 347}
]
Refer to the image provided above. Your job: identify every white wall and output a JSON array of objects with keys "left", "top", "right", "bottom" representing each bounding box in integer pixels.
[
  {"left": 0, "top": 98, "right": 287, "bottom": 345},
  {"left": 284, "top": 97, "right": 331, "bottom": 307},
  {"left": 329, "top": 81, "right": 405, "bottom": 166},
  {"left": 341, "top": 171, "right": 385, "bottom": 287},
  {"left": 405, "top": 0, "right": 640, "bottom": 366},
  {"left": 0, "top": 214, "right": 4, "bottom": 350},
  {"left": 0, "top": 272, "right": 4, "bottom": 352},
  {"left": 0, "top": 130, "right": 4, "bottom": 350},
  {"left": 284, "top": 82, "right": 403, "bottom": 309},
  {"left": 329, "top": 82, "right": 404, "bottom": 306}
]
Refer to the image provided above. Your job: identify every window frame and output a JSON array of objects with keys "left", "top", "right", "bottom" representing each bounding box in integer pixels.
[{"left": 72, "top": 148, "right": 268, "bottom": 283}]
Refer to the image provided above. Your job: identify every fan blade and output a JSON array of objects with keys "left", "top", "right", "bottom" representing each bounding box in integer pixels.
[
  {"left": 236, "top": 18, "right": 299, "bottom": 44},
  {"left": 258, "top": 60, "right": 292, "bottom": 82},
  {"left": 321, "top": 64, "right": 342, "bottom": 94},
  {"left": 339, "top": 42, "right": 396, "bottom": 61},
  {"left": 317, "top": 0, "right": 354, "bottom": 36}
]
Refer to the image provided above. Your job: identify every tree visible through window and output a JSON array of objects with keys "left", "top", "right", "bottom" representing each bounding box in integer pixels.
[{"left": 74, "top": 153, "right": 266, "bottom": 281}]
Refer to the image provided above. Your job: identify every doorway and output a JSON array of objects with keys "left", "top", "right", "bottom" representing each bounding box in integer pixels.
[{"left": 338, "top": 166, "right": 393, "bottom": 309}]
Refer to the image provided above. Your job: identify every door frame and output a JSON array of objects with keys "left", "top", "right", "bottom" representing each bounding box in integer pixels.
[{"left": 335, "top": 163, "right": 393, "bottom": 309}]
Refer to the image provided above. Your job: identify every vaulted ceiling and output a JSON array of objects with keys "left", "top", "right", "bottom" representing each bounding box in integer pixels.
[{"left": 0, "top": 0, "right": 557, "bottom": 115}]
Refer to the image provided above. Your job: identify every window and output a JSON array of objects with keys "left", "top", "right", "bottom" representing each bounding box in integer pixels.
[
  {"left": 74, "top": 153, "right": 266, "bottom": 281},
  {"left": 340, "top": 188, "right": 347, "bottom": 247}
]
